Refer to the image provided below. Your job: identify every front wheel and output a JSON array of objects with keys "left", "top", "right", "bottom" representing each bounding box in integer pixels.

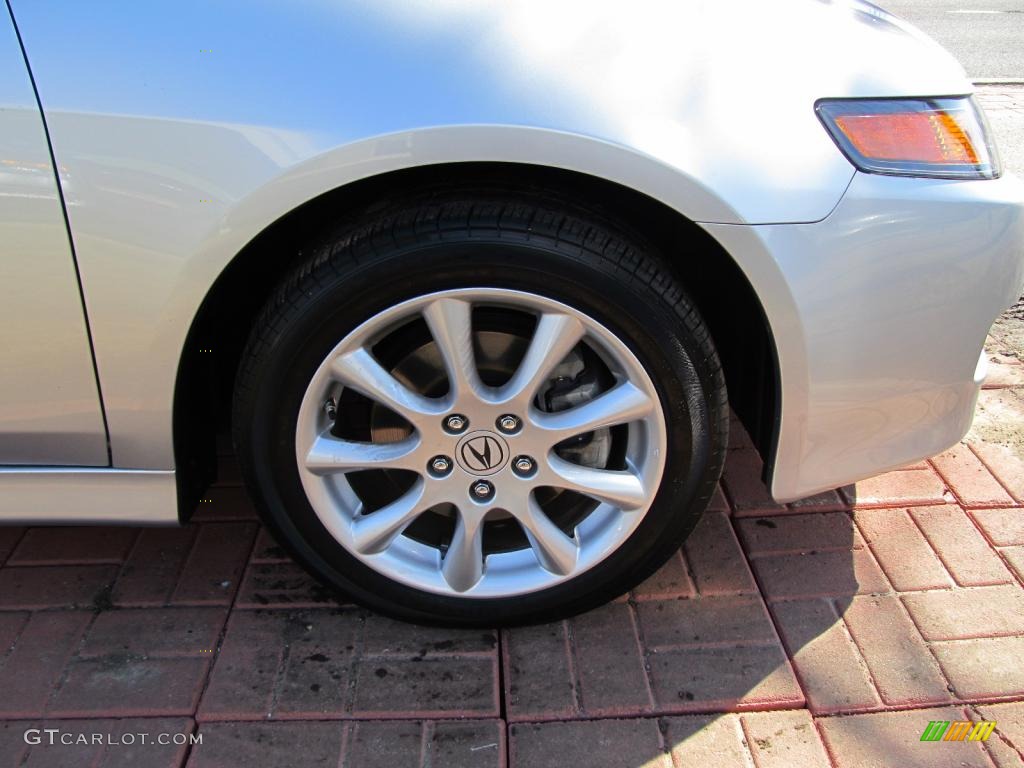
[{"left": 233, "top": 191, "right": 728, "bottom": 626}]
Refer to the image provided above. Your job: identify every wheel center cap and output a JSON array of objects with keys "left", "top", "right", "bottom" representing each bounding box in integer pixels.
[{"left": 455, "top": 430, "right": 509, "bottom": 476}]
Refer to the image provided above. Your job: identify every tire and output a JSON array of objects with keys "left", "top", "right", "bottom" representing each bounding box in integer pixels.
[{"left": 233, "top": 189, "right": 728, "bottom": 626}]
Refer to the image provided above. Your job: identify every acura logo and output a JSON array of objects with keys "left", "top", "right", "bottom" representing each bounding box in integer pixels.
[{"left": 456, "top": 432, "right": 508, "bottom": 476}]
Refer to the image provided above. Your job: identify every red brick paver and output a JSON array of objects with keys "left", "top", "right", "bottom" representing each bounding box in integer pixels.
[{"left": 3, "top": 394, "right": 1024, "bottom": 767}]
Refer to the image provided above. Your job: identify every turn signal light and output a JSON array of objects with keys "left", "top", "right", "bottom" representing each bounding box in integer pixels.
[{"left": 816, "top": 97, "right": 1000, "bottom": 179}]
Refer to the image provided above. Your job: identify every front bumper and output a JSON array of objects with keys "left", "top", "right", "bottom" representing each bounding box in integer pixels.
[{"left": 703, "top": 171, "right": 1024, "bottom": 502}]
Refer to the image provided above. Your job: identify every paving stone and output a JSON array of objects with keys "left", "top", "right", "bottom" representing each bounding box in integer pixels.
[
  {"left": 786, "top": 490, "right": 848, "bottom": 513},
  {"left": 272, "top": 622, "right": 354, "bottom": 718},
  {"left": 846, "top": 469, "right": 951, "bottom": 508},
  {"left": 737, "top": 512, "right": 856, "bottom": 557},
  {"left": 855, "top": 509, "right": 952, "bottom": 591},
  {"left": 503, "top": 621, "right": 577, "bottom": 721},
  {"left": 0, "top": 721, "right": 28, "bottom": 766},
  {"left": 684, "top": 512, "right": 758, "bottom": 595},
  {"left": 902, "top": 585, "right": 1024, "bottom": 640},
  {"left": 972, "top": 508, "right": 1024, "bottom": 546},
  {"left": 972, "top": 442, "right": 1024, "bottom": 504},
  {"left": 362, "top": 614, "right": 497, "bottom": 657},
  {"left": 8, "top": 528, "right": 137, "bottom": 565},
  {"left": 510, "top": 719, "right": 669, "bottom": 768},
  {"left": 817, "top": 706, "right": 992, "bottom": 768},
  {"left": 981, "top": 735, "right": 1024, "bottom": 768},
  {"left": 351, "top": 656, "right": 497, "bottom": 717},
  {"left": 571, "top": 602, "right": 651, "bottom": 715},
  {"left": 708, "top": 484, "right": 731, "bottom": 513},
  {"left": 79, "top": 607, "right": 226, "bottom": 658},
  {"left": 0, "top": 527, "right": 24, "bottom": 565},
  {"left": 841, "top": 594, "right": 950, "bottom": 707},
  {"left": 663, "top": 714, "right": 751, "bottom": 764},
  {"left": 932, "top": 636, "right": 1024, "bottom": 699},
  {"left": 0, "top": 610, "right": 28, "bottom": 652},
  {"left": 751, "top": 549, "right": 888, "bottom": 601},
  {"left": 427, "top": 720, "right": 505, "bottom": 768},
  {"left": 198, "top": 609, "right": 358, "bottom": 720},
  {"left": 646, "top": 643, "right": 802, "bottom": 712},
  {"left": 170, "top": 523, "right": 256, "bottom": 604},
  {"left": 0, "top": 611, "right": 92, "bottom": 717},
  {"left": 110, "top": 527, "right": 196, "bottom": 607},
  {"left": 196, "top": 611, "right": 287, "bottom": 720},
  {"left": 976, "top": 701, "right": 1024, "bottom": 767},
  {"left": 1004, "top": 546, "right": 1024, "bottom": 582},
  {"left": 344, "top": 720, "right": 421, "bottom": 767},
  {"left": 235, "top": 561, "right": 345, "bottom": 609},
  {"left": 49, "top": 656, "right": 209, "bottom": 717},
  {"left": 636, "top": 595, "right": 776, "bottom": 649},
  {"left": 5, "top": 717, "right": 193, "bottom": 768},
  {"left": 723, "top": 449, "right": 786, "bottom": 515},
  {"left": 0, "top": 565, "right": 119, "bottom": 610},
  {"left": 250, "top": 528, "right": 290, "bottom": 563},
  {"left": 632, "top": 550, "right": 696, "bottom": 600},
  {"left": 932, "top": 445, "right": 1015, "bottom": 508},
  {"left": 912, "top": 504, "right": 1014, "bottom": 585},
  {"left": 982, "top": 355, "right": 1024, "bottom": 388},
  {"left": 741, "top": 709, "right": 832, "bottom": 768},
  {"left": 188, "top": 721, "right": 345, "bottom": 767},
  {"left": 770, "top": 599, "right": 879, "bottom": 714}
]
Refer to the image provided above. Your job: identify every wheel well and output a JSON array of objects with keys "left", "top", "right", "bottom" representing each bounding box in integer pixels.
[{"left": 173, "top": 162, "right": 780, "bottom": 519}]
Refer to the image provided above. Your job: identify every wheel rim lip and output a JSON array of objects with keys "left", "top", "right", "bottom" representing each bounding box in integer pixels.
[{"left": 294, "top": 287, "right": 668, "bottom": 598}]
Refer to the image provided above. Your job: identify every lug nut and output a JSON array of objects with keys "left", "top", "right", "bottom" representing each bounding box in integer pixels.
[
  {"left": 512, "top": 456, "right": 535, "bottom": 476},
  {"left": 470, "top": 480, "right": 495, "bottom": 501},
  {"left": 497, "top": 415, "right": 521, "bottom": 434},
  {"left": 429, "top": 456, "right": 452, "bottom": 476},
  {"left": 444, "top": 414, "right": 468, "bottom": 434}
]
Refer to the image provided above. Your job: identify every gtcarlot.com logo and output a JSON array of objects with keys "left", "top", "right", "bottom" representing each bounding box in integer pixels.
[{"left": 24, "top": 729, "right": 202, "bottom": 747}]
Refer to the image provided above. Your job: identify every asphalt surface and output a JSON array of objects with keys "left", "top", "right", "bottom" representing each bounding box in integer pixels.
[{"left": 880, "top": 0, "right": 1024, "bottom": 78}]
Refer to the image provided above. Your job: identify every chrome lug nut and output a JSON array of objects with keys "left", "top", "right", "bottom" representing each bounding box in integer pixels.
[
  {"left": 497, "top": 414, "right": 521, "bottom": 434},
  {"left": 429, "top": 455, "right": 453, "bottom": 476},
  {"left": 470, "top": 480, "right": 495, "bottom": 501},
  {"left": 512, "top": 456, "right": 535, "bottom": 476},
  {"left": 444, "top": 414, "right": 468, "bottom": 434}
]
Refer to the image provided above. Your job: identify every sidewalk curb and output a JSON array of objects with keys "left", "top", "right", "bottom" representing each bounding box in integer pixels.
[{"left": 974, "top": 79, "right": 1024, "bottom": 86}]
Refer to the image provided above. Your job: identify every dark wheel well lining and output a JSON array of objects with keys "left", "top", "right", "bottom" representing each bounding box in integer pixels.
[{"left": 172, "top": 162, "right": 780, "bottom": 520}]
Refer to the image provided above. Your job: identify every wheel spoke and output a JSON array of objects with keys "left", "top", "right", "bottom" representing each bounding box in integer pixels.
[
  {"left": 531, "top": 381, "right": 653, "bottom": 444},
  {"left": 331, "top": 347, "right": 444, "bottom": 424},
  {"left": 441, "top": 508, "right": 486, "bottom": 592},
  {"left": 544, "top": 454, "right": 648, "bottom": 510},
  {"left": 351, "top": 479, "right": 432, "bottom": 555},
  {"left": 304, "top": 432, "right": 421, "bottom": 475},
  {"left": 515, "top": 497, "right": 579, "bottom": 576},
  {"left": 422, "top": 297, "right": 483, "bottom": 401},
  {"left": 498, "top": 312, "right": 585, "bottom": 405}
]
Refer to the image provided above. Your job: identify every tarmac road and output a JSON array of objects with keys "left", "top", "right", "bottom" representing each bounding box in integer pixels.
[{"left": 880, "top": 0, "right": 1024, "bottom": 78}]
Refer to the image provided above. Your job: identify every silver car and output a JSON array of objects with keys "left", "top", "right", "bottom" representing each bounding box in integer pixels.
[{"left": 2, "top": 0, "right": 1022, "bottom": 624}]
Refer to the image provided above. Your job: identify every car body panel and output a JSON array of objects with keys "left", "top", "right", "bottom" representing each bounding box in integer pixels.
[
  {"left": 0, "top": 11, "right": 107, "bottom": 465},
  {"left": 705, "top": 171, "right": 1024, "bottom": 500},
  {"left": 1, "top": 0, "right": 1021, "bottom": 518},
  {"left": 0, "top": 468, "right": 177, "bottom": 524}
]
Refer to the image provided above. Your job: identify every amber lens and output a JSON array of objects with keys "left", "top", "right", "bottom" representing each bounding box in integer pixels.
[
  {"left": 817, "top": 97, "right": 999, "bottom": 179},
  {"left": 834, "top": 111, "right": 979, "bottom": 165}
]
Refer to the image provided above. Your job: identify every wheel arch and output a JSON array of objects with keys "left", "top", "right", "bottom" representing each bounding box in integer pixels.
[{"left": 173, "top": 161, "right": 784, "bottom": 519}]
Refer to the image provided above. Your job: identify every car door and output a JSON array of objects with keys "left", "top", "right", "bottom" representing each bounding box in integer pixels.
[{"left": 0, "top": 9, "right": 107, "bottom": 465}]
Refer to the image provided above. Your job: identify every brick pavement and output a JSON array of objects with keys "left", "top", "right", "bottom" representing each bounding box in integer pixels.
[{"left": 3, "top": 391, "right": 1024, "bottom": 767}]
